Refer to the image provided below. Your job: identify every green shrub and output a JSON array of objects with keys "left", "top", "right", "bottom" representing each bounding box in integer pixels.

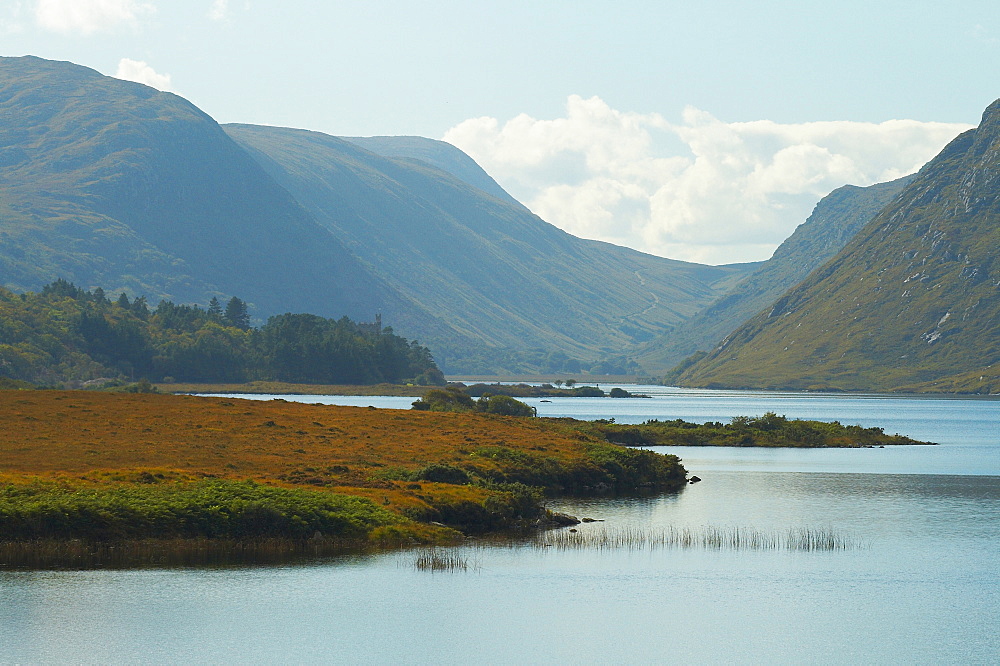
[
  {"left": 412, "top": 463, "right": 472, "bottom": 485},
  {"left": 476, "top": 394, "right": 537, "bottom": 417},
  {"left": 0, "top": 480, "right": 406, "bottom": 541}
]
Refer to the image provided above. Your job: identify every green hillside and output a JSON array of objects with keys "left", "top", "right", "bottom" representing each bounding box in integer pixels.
[
  {"left": 644, "top": 176, "right": 913, "bottom": 374},
  {"left": 674, "top": 98, "right": 1000, "bottom": 393},
  {"left": 225, "top": 124, "right": 757, "bottom": 373},
  {"left": 0, "top": 55, "right": 416, "bottom": 325}
]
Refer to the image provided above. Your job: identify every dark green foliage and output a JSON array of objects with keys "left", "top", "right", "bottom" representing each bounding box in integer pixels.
[
  {"left": 476, "top": 394, "right": 537, "bottom": 417},
  {"left": 224, "top": 297, "right": 251, "bottom": 330},
  {"left": 0, "top": 480, "right": 405, "bottom": 541},
  {"left": 411, "top": 386, "right": 477, "bottom": 412},
  {"left": 402, "top": 486, "right": 542, "bottom": 534},
  {"left": 590, "top": 412, "right": 932, "bottom": 448},
  {"left": 460, "top": 382, "right": 607, "bottom": 398},
  {"left": 462, "top": 443, "right": 687, "bottom": 493},
  {"left": 582, "top": 443, "right": 688, "bottom": 488},
  {"left": 0, "top": 281, "right": 443, "bottom": 385},
  {"left": 207, "top": 297, "right": 223, "bottom": 319},
  {"left": 254, "top": 313, "right": 436, "bottom": 384},
  {"left": 412, "top": 387, "right": 535, "bottom": 416},
  {"left": 411, "top": 463, "right": 472, "bottom": 485}
]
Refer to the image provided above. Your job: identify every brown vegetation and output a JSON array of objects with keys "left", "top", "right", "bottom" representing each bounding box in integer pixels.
[
  {"left": 0, "top": 390, "right": 593, "bottom": 479},
  {"left": 0, "top": 390, "right": 686, "bottom": 561}
]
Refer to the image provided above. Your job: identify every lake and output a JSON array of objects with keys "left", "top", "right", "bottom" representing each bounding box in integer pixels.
[{"left": 2, "top": 387, "right": 998, "bottom": 663}]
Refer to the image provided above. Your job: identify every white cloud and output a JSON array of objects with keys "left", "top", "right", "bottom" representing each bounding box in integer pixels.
[
  {"left": 114, "top": 58, "right": 172, "bottom": 91},
  {"left": 207, "top": 0, "right": 227, "bottom": 21},
  {"left": 34, "top": 0, "right": 153, "bottom": 35},
  {"left": 444, "top": 96, "right": 971, "bottom": 264},
  {"left": 1, "top": 2, "right": 25, "bottom": 34}
]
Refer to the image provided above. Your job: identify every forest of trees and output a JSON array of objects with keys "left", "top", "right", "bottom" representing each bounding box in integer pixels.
[{"left": 0, "top": 280, "right": 444, "bottom": 386}]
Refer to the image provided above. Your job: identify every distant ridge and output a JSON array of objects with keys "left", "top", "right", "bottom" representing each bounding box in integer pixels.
[{"left": 673, "top": 98, "right": 1000, "bottom": 393}]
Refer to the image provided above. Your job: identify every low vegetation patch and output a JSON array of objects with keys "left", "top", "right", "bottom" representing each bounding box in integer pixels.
[
  {"left": 0, "top": 390, "right": 687, "bottom": 566},
  {"left": 411, "top": 386, "right": 538, "bottom": 416},
  {"left": 587, "top": 412, "right": 933, "bottom": 447},
  {"left": 453, "top": 382, "right": 646, "bottom": 398},
  {"left": 0, "top": 479, "right": 411, "bottom": 541}
]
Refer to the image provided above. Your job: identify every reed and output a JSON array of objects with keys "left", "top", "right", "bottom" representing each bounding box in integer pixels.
[
  {"left": 413, "top": 548, "right": 476, "bottom": 572},
  {"left": 535, "top": 525, "right": 860, "bottom": 552}
]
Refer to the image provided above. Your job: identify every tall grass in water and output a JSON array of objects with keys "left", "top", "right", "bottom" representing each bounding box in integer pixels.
[
  {"left": 537, "top": 525, "right": 860, "bottom": 552},
  {"left": 413, "top": 548, "right": 477, "bottom": 572}
]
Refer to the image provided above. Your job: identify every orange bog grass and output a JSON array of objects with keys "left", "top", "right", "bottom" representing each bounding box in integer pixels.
[{"left": 0, "top": 390, "right": 591, "bottom": 481}]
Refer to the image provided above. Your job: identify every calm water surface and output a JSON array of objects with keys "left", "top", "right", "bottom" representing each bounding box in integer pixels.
[{"left": 2, "top": 388, "right": 999, "bottom": 663}]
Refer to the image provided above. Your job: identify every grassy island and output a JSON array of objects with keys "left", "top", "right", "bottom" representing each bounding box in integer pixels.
[
  {"left": 0, "top": 390, "right": 686, "bottom": 567},
  {"left": 586, "top": 412, "right": 934, "bottom": 448}
]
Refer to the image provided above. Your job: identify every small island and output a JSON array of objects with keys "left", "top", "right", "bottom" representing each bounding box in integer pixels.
[{"left": 584, "top": 412, "right": 934, "bottom": 448}]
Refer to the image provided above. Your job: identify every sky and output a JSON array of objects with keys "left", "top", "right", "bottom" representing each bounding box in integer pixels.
[{"left": 1, "top": 0, "right": 997, "bottom": 264}]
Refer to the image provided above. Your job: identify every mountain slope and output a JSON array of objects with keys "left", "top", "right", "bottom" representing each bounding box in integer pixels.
[
  {"left": 641, "top": 175, "right": 913, "bottom": 374},
  {"left": 225, "top": 124, "right": 757, "bottom": 371},
  {"left": 0, "top": 55, "right": 758, "bottom": 376},
  {"left": 673, "top": 99, "right": 1000, "bottom": 392},
  {"left": 0, "top": 55, "right": 416, "bottom": 324},
  {"left": 341, "top": 135, "right": 521, "bottom": 206}
]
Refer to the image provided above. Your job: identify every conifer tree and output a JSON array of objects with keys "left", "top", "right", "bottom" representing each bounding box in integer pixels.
[
  {"left": 224, "top": 297, "right": 250, "bottom": 330},
  {"left": 208, "top": 296, "right": 223, "bottom": 319}
]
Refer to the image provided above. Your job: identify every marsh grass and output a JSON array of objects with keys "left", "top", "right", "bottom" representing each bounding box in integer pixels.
[
  {"left": 413, "top": 548, "right": 478, "bottom": 572},
  {"left": 535, "top": 525, "right": 861, "bottom": 552}
]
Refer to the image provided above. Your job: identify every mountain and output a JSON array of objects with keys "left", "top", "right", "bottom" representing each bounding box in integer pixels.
[
  {"left": 0, "top": 55, "right": 413, "bottom": 324},
  {"left": 0, "top": 55, "right": 758, "bottom": 375},
  {"left": 224, "top": 124, "right": 758, "bottom": 372},
  {"left": 672, "top": 98, "right": 1000, "bottom": 393},
  {"left": 341, "top": 135, "right": 521, "bottom": 206},
  {"left": 641, "top": 175, "right": 913, "bottom": 374}
]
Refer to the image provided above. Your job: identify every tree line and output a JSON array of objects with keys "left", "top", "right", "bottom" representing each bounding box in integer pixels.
[{"left": 0, "top": 279, "right": 444, "bottom": 386}]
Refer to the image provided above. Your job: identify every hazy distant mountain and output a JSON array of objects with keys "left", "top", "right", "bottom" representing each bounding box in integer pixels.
[
  {"left": 341, "top": 136, "right": 522, "bottom": 206},
  {"left": 641, "top": 175, "right": 914, "bottom": 374},
  {"left": 673, "top": 98, "right": 1000, "bottom": 393},
  {"left": 225, "top": 124, "right": 758, "bottom": 372},
  {"left": 0, "top": 55, "right": 761, "bottom": 375},
  {"left": 0, "top": 55, "right": 411, "bottom": 324}
]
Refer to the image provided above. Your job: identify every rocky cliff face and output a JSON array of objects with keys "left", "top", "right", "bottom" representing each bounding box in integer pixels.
[
  {"left": 641, "top": 176, "right": 912, "bottom": 374},
  {"left": 674, "top": 99, "right": 1000, "bottom": 393}
]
